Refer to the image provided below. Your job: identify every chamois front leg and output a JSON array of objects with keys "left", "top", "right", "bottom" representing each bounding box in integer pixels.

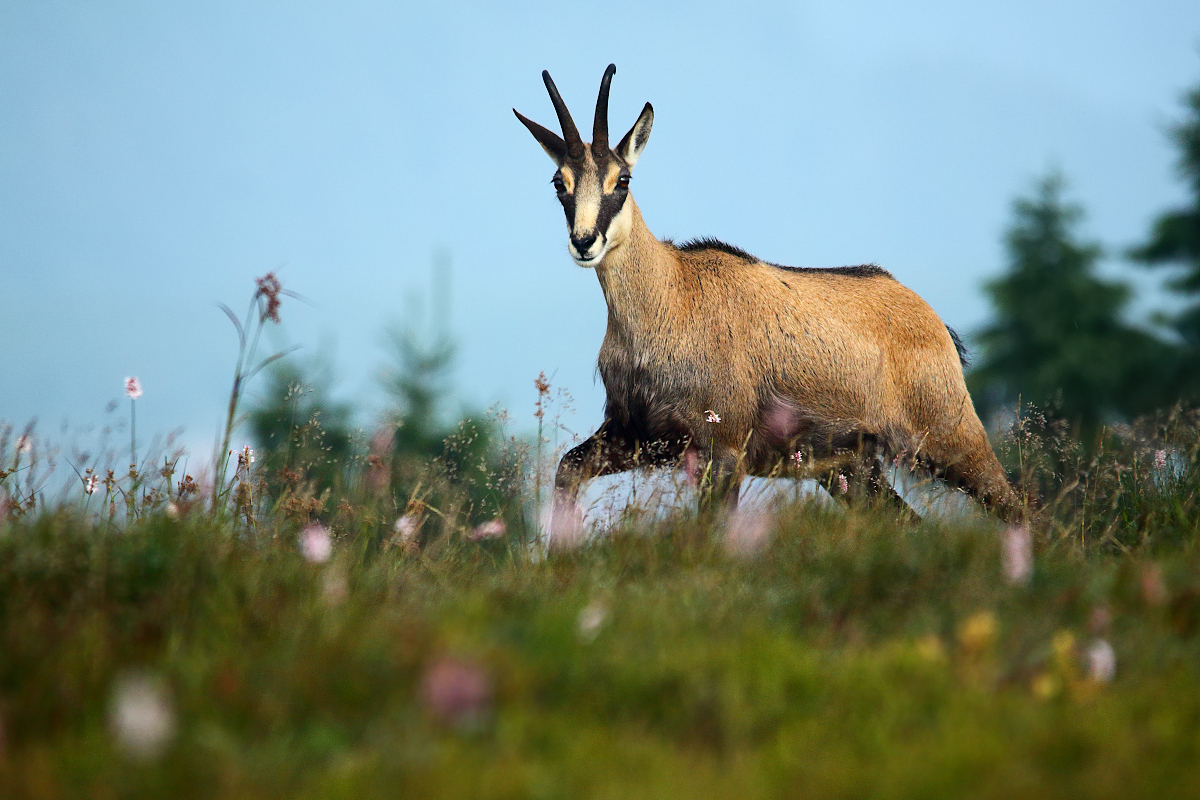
[
  {"left": 546, "top": 425, "right": 640, "bottom": 546},
  {"left": 553, "top": 425, "right": 641, "bottom": 504}
]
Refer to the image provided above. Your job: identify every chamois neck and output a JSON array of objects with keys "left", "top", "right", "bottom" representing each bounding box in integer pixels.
[{"left": 594, "top": 198, "right": 675, "bottom": 332}]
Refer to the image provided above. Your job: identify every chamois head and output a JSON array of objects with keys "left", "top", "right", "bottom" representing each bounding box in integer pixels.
[{"left": 514, "top": 64, "right": 654, "bottom": 267}]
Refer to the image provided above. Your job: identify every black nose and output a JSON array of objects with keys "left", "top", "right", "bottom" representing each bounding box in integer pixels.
[{"left": 571, "top": 232, "right": 597, "bottom": 253}]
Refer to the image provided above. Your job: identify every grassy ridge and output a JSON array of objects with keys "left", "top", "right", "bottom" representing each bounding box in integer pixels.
[{"left": 2, "top": 505, "right": 1199, "bottom": 798}]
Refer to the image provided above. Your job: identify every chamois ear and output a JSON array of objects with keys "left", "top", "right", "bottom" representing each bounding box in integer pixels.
[
  {"left": 615, "top": 102, "right": 654, "bottom": 169},
  {"left": 514, "top": 108, "right": 567, "bottom": 167}
]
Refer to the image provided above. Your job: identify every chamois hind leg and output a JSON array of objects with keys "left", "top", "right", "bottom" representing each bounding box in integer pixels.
[
  {"left": 698, "top": 450, "right": 745, "bottom": 516},
  {"left": 920, "top": 417, "right": 1024, "bottom": 524},
  {"left": 817, "top": 453, "right": 919, "bottom": 521}
]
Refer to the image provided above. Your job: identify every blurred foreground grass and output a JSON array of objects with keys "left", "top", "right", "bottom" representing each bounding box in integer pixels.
[{"left": 2, "top": 504, "right": 1199, "bottom": 799}]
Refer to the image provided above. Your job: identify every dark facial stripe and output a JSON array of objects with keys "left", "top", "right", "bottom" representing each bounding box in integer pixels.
[
  {"left": 590, "top": 184, "right": 628, "bottom": 240},
  {"left": 555, "top": 153, "right": 629, "bottom": 241}
]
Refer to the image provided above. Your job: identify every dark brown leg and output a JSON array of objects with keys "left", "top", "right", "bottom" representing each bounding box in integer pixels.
[
  {"left": 553, "top": 426, "right": 641, "bottom": 504},
  {"left": 698, "top": 450, "right": 744, "bottom": 515},
  {"left": 817, "top": 453, "right": 920, "bottom": 522}
]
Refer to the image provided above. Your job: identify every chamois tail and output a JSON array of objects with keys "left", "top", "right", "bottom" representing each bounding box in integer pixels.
[{"left": 946, "top": 326, "right": 970, "bottom": 369}]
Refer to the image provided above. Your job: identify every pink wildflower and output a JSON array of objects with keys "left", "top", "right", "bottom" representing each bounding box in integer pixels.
[
  {"left": 470, "top": 518, "right": 506, "bottom": 541},
  {"left": 84, "top": 474, "right": 99, "bottom": 495},
  {"left": 420, "top": 657, "right": 491, "bottom": 729},
  {"left": 547, "top": 494, "right": 586, "bottom": 551},
  {"left": 790, "top": 450, "right": 804, "bottom": 468},
  {"left": 1001, "top": 524, "right": 1032, "bottom": 585},
  {"left": 1140, "top": 563, "right": 1168, "bottom": 606},
  {"left": 124, "top": 377, "right": 142, "bottom": 400},
  {"left": 255, "top": 272, "right": 283, "bottom": 323},
  {"left": 1154, "top": 449, "right": 1167, "bottom": 470},
  {"left": 300, "top": 523, "right": 332, "bottom": 564},
  {"left": 837, "top": 473, "right": 849, "bottom": 495},
  {"left": 724, "top": 508, "right": 773, "bottom": 557},
  {"left": 762, "top": 396, "right": 799, "bottom": 441},
  {"left": 705, "top": 410, "right": 721, "bottom": 424}
]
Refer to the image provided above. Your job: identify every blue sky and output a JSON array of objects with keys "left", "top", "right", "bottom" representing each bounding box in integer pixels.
[{"left": 2, "top": 0, "right": 1199, "bottom": 460}]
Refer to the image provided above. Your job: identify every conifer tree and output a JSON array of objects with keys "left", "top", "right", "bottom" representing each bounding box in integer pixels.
[
  {"left": 970, "top": 173, "right": 1168, "bottom": 437},
  {"left": 378, "top": 260, "right": 515, "bottom": 521},
  {"left": 249, "top": 355, "right": 355, "bottom": 500},
  {"left": 1130, "top": 75, "right": 1200, "bottom": 399}
]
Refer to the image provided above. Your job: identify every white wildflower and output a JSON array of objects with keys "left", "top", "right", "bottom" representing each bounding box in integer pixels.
[
  {"left": 393, "top": 513, "right": 421, "bottom": 544},
  {"left": 577, "top": 600, "right": 608, "bottom": 642},
  {"left": 705, "top": 410, "right": 721, "bottom": 424},
  {"left": 1085, "top": 638, "right": 1116, "bottom": 684},
  {"left": 124, "top": 377, "right": 143, "bottom": 400},
  {"left": 108, "top": 672, "right": 175, "bottom": 761}
]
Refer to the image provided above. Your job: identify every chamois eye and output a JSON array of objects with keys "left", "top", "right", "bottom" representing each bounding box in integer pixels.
[
  {"left": 617, "top": 175, "right": 631, "bottom": 189},
  {"left": 552, "top": 177, "right": 566, "bottom": 193}
]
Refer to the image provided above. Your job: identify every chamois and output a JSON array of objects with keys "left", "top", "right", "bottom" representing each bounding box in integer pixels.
[{"left": 514, "top": 64, "right": 1022, "bottom": 524}]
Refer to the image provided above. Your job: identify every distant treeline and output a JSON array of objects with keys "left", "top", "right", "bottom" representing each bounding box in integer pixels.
[{"left": 969, "top": 74, "right": 1200, "bottom": 440}]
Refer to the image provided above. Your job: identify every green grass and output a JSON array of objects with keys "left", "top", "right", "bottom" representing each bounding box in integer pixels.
[{"left": 3, "top": 503, "right": 1200, "bottom": 799}]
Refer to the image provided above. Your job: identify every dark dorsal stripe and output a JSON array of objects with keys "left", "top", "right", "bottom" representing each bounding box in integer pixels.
[
  {"left": 675, "top": 237, "right": 759, "bottom": 261},
  {"left": 671, "top": 237, "right": 894, "bottom": 279}
]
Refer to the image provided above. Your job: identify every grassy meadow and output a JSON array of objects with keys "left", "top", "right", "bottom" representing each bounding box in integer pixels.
[
  {"left": 3, "top": 279, "right": 1200, "bottom": 798},
  {"left": 3, "top": 423, "right": 1200, "bottom": 798}
]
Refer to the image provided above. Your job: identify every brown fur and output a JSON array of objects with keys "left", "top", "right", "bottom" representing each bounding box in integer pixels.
[{"left": 517, "top": 66, "right": 1022, "bottom": 523}]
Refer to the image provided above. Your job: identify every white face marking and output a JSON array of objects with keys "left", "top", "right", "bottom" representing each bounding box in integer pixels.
[
  {"left": 567, "top": 156, "right": 604, "bottom": 266},
  {"left": 572, "top": 174, "right": 601, "bottom": 233}
]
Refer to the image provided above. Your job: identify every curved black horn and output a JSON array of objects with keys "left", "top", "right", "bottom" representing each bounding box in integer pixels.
[
  {"left": 592, "top": 64, "right": 616, "bottom": 156},
  {"left": 542, "top": 70, "right": 584, "bottom": 159}
]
